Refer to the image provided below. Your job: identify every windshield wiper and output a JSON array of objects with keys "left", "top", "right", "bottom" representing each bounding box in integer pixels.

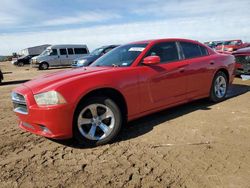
[{"left": 112, "top": 64, "right": 119, "bottom": 67}]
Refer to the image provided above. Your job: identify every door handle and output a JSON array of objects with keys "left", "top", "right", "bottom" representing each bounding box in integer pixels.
[
  {"left": 178, "top": 64, "right": 189, "bottom": 73},
  {"left": 210, "top": 61, "right": 215, "bottom": 65},
  {"left": 179, "top": 68, "right": 185, "bottom": 73}
]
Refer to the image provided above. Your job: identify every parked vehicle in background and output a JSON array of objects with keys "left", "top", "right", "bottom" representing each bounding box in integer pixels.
[
  {"left": 12, "top": 55, "right": 38, "bottom": 66},
  {"left": 204, "top": 41, "right": 223, "bottom": 49},
  {"left": 20, "top": 44, "right": 51, "bottom": 56},
  {"left": 31, "top": 44, "right": 89, "bottom": 70},
  {"left": 0, "top": 68, "right": 3, "bottom": 84},
  {"left": 12, "top": 38, "right": 235, "bottom": 146},
  {"left": 216, "top": 40, "right": 250, "bottom": 52},
  {"left": 232, "top": 47, "right": 250, "bottom": 75},
  {"left": 72, "top": 45, "right": 119, "bottom": 68}
]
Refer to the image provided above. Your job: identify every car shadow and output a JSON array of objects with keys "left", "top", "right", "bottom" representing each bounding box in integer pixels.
[
  {"left": 51, "top": 83, "right": 250, "bottom": 148},
  {"left": 0, "top": 79, "right": 30, "bottom": 86},
  {"left": 37, "top": 66, "right": 72, "bottom": 71}
]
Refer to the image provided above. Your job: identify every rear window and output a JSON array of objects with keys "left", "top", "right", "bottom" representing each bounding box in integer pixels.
[
  {"left": 74, "top": 48, "right": 88, "bottom": 54},
  {"left": 67, "top": 48, "right": 74, "bottom": 55},
  {"left": 60, "top": 49, "right": 67, "bottom": 55},
  {"left": 180, "top": 42, "right": 207, "bottom": 59}
]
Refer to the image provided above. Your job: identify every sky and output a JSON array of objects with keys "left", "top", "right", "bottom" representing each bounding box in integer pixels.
[{"left": 0, "top": 0, "right": 250, "bottom": 55}]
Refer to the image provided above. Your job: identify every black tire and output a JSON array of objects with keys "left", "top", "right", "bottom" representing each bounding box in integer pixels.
[
  {"left": 17, "top": 62, "right": 24, "bottom": 67},
  {"left": 39, "top": 62, "right": 49, "bottom": 70},
  {"left": 209, "top": 71, "right": 228, "bottom": 102},
  {"left": 73, "top": 97, "right": 122, "bottom": 147}
]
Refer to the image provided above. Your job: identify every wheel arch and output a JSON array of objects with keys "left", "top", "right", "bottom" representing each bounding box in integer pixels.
[
  {"left": 215, "top": 68, "right": 229, "bottom": 83},
  {"left": 73, "top": 87, "right": 128, "bottom": 122}
]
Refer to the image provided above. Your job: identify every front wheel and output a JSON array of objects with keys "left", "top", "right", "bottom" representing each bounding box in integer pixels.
[
  {"left": 17, "top": 62, "right": 24, "bottom": 67},
  {"left": 39, "top": 62, "right": 49, "bottom": 70},
  {"left": 73, "top": 97, "right": 122, "bottom": 146},
  {"left": 209, "top": 71, "right": 228, "bottom": 102}
]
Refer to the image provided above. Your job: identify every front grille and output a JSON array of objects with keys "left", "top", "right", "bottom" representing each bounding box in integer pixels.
[
  {"left": 12, "top": 92, "right": 28, "bottom": 114},
  {"left": 235, "top": 55, "right": 250, "bottom": 65}
]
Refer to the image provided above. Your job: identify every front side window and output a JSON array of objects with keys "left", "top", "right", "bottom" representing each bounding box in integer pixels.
[
  {"left": 75, "top": 48, "right": 88, "bottom": 54},
  {"left": 104, "top": 47, "right": 114, "bottom": 54},
  {"left": 60, "top": 49, "right": 67, "bottom": 55},
  {"left": 91, "top": 43, "right": 148, "bottom": 67},
  {"left": 146, "top": 42, "right": 179, "bottom": 63},
  {"left": 180, "top": 42, "right": 203, "bottom": 59},
  {"left": 50, "top": 49, "right": 58, "bottom": 56}
]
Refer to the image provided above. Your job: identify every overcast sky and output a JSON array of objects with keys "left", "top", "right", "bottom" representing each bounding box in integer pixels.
[{"left": 0, "top": 0, "right": 250, "bottom": 55}]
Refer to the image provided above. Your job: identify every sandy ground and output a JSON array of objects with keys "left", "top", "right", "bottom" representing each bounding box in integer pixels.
[{"left": 0, "top": 61, "right": 250, "bottom": 188}]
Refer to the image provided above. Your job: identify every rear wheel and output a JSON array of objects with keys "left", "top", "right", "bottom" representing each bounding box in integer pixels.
[
  {"left": 39, "top": 62, "right": 49, "bottom": 70},
  {"left": 73, "top": 97, "right": 122, "bottom": 146},
  {"left": 209, "top": 71, "right": 228, "bottom": 102}
]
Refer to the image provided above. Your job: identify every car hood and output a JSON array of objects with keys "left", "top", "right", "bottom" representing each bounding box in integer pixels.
[
  {"left": 75, "top": 55, "right": 99, "bottom": 62},
  {"left": 24, "top": 67, "right": 110, "bottom": 94},
  {"left": 233, "top": 47, "right": 250, "bottom": 55}
]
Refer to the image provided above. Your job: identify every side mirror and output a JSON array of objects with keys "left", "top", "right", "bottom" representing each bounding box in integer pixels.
[{"left": 143, "top": 56, "right": 160, "bottom": 65}]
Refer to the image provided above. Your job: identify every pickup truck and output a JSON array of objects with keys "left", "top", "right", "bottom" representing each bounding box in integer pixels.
[{"left": 216, "top": 40, "right": 250, "bottom": 52}]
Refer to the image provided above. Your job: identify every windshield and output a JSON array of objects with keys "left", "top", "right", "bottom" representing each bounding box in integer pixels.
[
  {"left": 90, "top": 48, "right": 104, "bottom": 56},
  {"left": 40, "top": 49, "right": 51, "bottom": 56},
  {"left": 90, "top": 43, "right": 148, "bottom": 67},
  {"left": 223, "top": 40, "right": 240, "bottom": 45}
]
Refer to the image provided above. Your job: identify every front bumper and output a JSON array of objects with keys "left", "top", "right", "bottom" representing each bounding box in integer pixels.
[
  {"left": 13, "top": 85, "right": 73, "bottom": 139},
  {"left": 235, "top": 64, "right": 250, "bottom": 75}
]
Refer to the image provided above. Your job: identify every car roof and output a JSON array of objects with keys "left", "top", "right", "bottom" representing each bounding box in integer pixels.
[
  {"left": 100, "top": 45, "right": 119, "bottom": 49},
  {"left": 130, "top": 38, "right": 204, "bottom": 45},
  {"left": 49, "top": 44, "right": 88, "bottom": 49}
]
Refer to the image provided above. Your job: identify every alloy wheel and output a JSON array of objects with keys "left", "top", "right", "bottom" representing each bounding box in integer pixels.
[
  {"left": 214, "top": 75, "right": 227, "bottom": 98},
  {"left": 77, "top": 103, "right": 115, "bottom": 141}
]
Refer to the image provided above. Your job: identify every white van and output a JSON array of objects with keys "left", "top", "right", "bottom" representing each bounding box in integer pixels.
[{"left": 31, "top": 44, "right": 89, "bottom": 70}]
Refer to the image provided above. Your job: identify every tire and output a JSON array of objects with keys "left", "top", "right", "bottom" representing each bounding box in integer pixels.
[
  {"left": 73, "top": 97, "right": 122, "bottom": 146},
  {"left": 17, "top": 62, "right": 24, "bottom": 67},
  {"left": 39, "top": 62, "right": 49, "bottom": 70},
  {"left": 209, "top": 71, "right": 228, "bottom": 102}
]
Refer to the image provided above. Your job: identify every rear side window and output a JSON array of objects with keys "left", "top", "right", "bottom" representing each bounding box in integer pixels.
[
  {"left": 67, "top": 48, "right": 74, "bottom": 55},
  {"left": 74, "top": 48, "right": 88, "bottom": 54},
  {"left": 199, "top": 45, "right": 209, "bottom": 56},
  {"left": 60, "top": 48, "right": 67, "bottom": 55},
  {"left": 146, "top": 42, "right": 179, "bottom": 63},
  {"left": 180, "top": 42, "right": 204, "bottom": 59}
]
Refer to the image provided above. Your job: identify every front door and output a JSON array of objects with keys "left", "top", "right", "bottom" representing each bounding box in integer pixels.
[{"left": 138, "top": 42, "right": 189, "bottom": 111}]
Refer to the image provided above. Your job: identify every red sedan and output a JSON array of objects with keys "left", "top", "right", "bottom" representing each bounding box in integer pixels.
[{"left": 12, "top": 38, "right": 235, "bottom": 146}]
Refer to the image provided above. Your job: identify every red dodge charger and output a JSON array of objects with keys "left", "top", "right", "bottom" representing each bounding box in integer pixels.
[{"left": 12, "top": 38, "right": 235, "bottom": 146}]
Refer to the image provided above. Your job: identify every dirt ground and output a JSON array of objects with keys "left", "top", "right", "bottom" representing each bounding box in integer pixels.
[{"left": 0, "top": 61, "right": 250, "bottom": 188}]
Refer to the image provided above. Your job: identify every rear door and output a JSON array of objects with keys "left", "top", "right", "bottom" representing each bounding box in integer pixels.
[
  {"left": 59, "top": 48, "right": 69, "bottom": 66},
  {"left": 179, "top": 42, "right": 214, "bottom": 99}
]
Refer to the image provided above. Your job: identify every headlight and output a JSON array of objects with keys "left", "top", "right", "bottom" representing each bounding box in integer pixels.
[
  {"left": 34, "top": 91, "right": 66, "bottom": 106},
  {"left": 78, "top": 59, "right": 87, "bottom": 65},
  {"left": 227, "top": 48, "right": 233, "bottom": 52}
]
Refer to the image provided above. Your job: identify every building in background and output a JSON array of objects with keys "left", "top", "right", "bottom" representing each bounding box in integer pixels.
[{"left": 20, "top": 44, "right": 51, "bottom": 56}]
